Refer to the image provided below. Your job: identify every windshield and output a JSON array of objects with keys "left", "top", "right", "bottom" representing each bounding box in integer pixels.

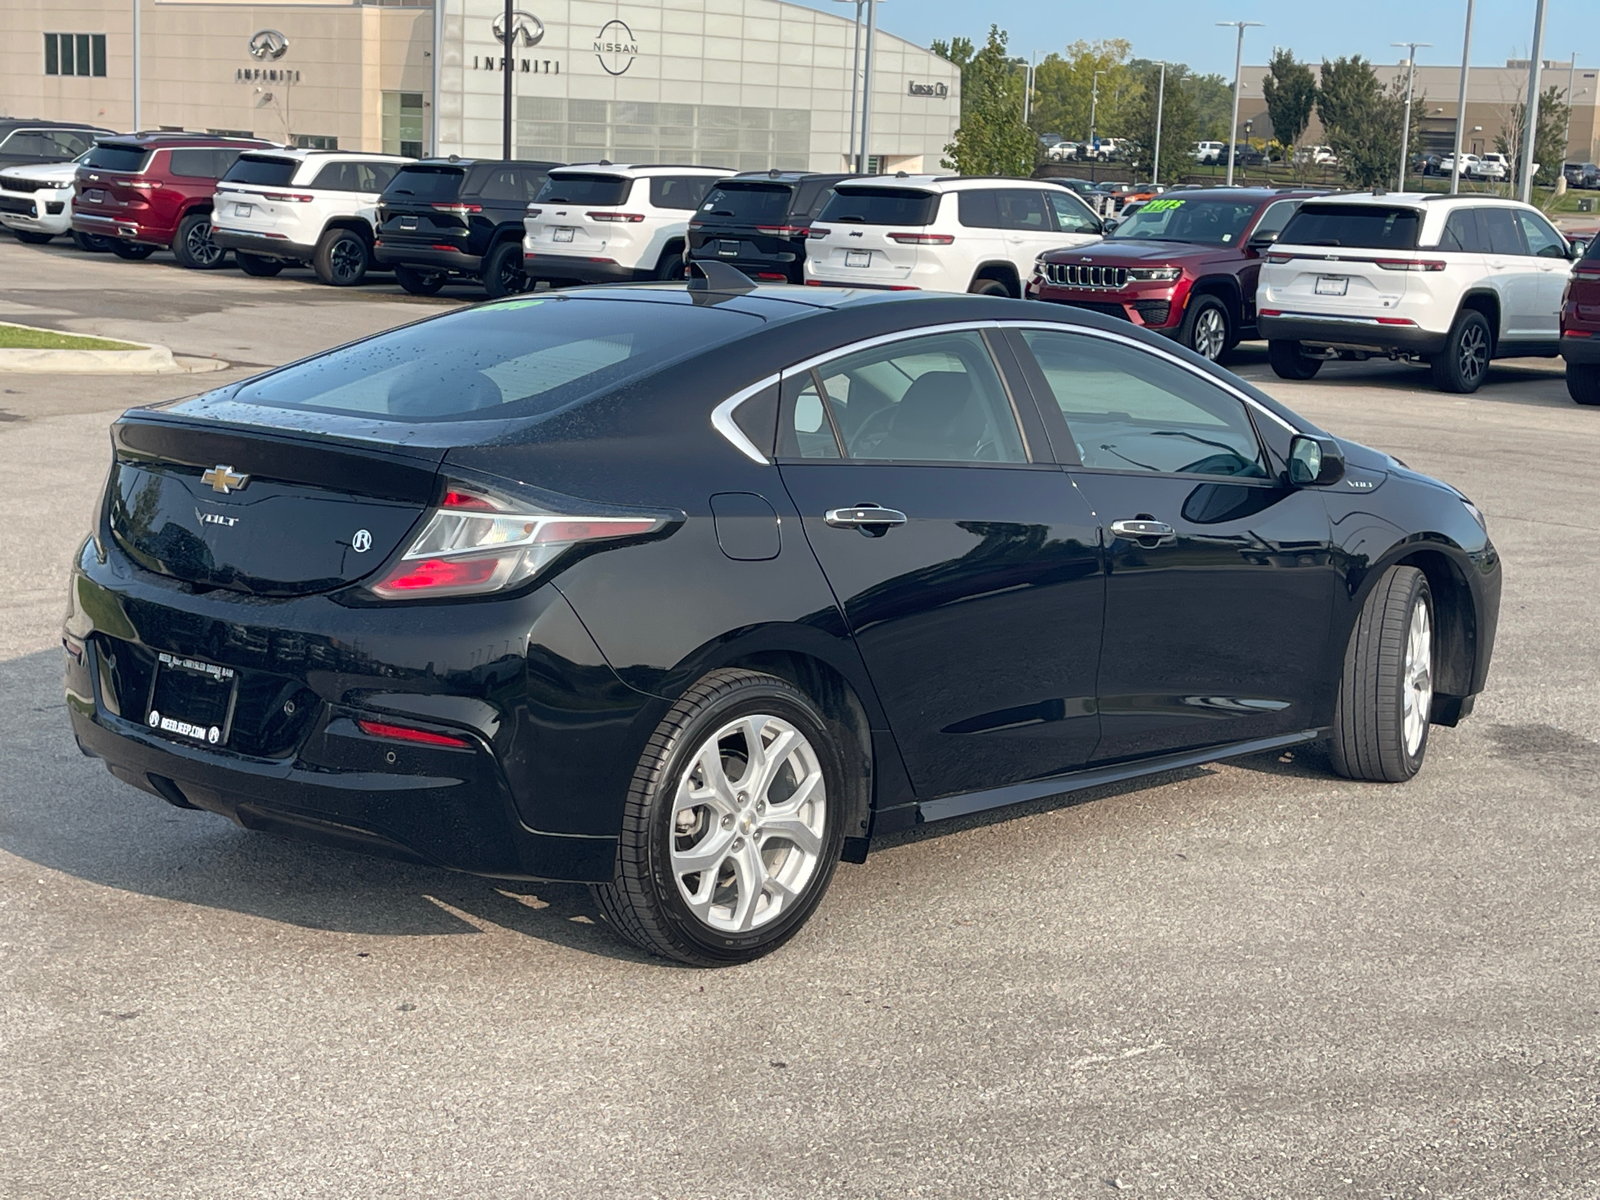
[
  {"left": 816, "top": 187, "right": 939, "bottom": 227},
  {"left": 382, "top": 166, "right": 465, "bottom": 203},
  {"left": 534, "top": 173, "right": 632, "bottom": 206},
  {"left": 1108, "top": 197, "right": 1259, "bottom": 245},
  {"left": 230, "top": 297, "right": 760, "bottom": 423},
  {"left": 81, "top": 144, "right": 150, "bottom": 173},
  {"left": 223, "top": 155, "right": 299, "bottom": 186},
  {"left": 697, "top": 182, "right": 795, "bottom": 224},
  {"left": 1279, "top": 204, "right": 1421, "bottom": 249}
]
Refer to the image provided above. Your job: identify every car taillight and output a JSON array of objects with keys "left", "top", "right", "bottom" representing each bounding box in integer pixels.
[
  {"left": 356, "top": 719, "right": 473, "bottom": 749},
  {"left": 1375, "top": 258, "right": 1446, "bottom": 272},
  {"left": 1573, "top": 268, "right": 1600, "bottom": 282},
  {"left": 755, "top": 225, "right": 807, "bottom": 236},
  {"left": 526, "top": 207, "right": 542, "bottom": 217},
  {"left": 808, "top": 227, "right": 831, "bottom": 240},
  {"left": 887, "top": 232, "right": 955, "bottom": 245},
  {"left": 264, "top": 192, "right": 315, "bottom": 203},
  {"left": 370, "top": 486, "right": 669, "bottom": 600},
  {"left": 587, "top": 211, "right": 645, "bottom": 222},
  {"left": 1266, "top": 253, "right": 1293, "bottom": 264},
  {"left": 431, "top": 202, "right": 483, "bottom": 214}
]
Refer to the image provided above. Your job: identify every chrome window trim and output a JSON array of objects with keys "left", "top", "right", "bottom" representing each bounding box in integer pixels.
[{"left": 708, "top": 318, "right": 1300, "bottom": 463}]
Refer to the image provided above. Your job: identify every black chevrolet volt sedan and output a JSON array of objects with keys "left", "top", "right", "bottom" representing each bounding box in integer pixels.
[{"left": 64, "top": 270, "right": 1501, "bottom": 965}]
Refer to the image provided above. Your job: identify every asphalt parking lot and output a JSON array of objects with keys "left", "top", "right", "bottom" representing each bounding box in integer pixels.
[{"left": 2, "top": 235, "right": 1598, "bottom": 1199}]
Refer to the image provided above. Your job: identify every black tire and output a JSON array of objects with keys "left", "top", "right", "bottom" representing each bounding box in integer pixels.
[
  {"left": 1566, "top": 362, "right": 1600, "bottom": 406},
  {"left": 480, "top": 239, "right": 527, "bottom": 298},
  {"left": 108, "top": 239, "right": 155, "bottom": 260},
  {"left": 394, "top": 264, "right": 446, "bottom": 296},
  {"left": 172, "top": 212, "right": 227, "bottom": 270},
  {"left": 313, "top": 227, "right": 369, "bottom": 287},
  {"left": 654, "top": 243, "right": 689, "bottom": 281},
  {"left": 71, "top": 231, "right": 111, "bottom": 253},
  {"left": 1268, "top": 338, "right": 1323, "bottom": 380},
  {"left": 13, "top": 230, "right": 53, "bottom": 245},
  {"left": 593, "top": 669, "right": 848, "bottom": 967},
  {"left": 1429, "top": 308, "right": 1492, "bottom": 393},
  {"left": 1180, "top": 294, "right": 1231, "bottom": 361},
  {"left": 1329, "top": 566, "right": 1435, "bottom": 783},
  {"left": 234, "top": 251, "right": 284, "bottom": 277},
  {"left": 967, "top": 276, "right": 1013, "bottom": 298}
]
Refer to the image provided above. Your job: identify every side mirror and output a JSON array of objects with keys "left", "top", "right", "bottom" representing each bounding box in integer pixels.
[
  {"left": 1247, "top": 229, "right": 1281, "bottom": 250},
  {"left": 1102, "top": 218, "right": 1119, "bottom": 235},
  {"left": 1288, "top": 434, "right": 1346, "bottom": 487},
  {"left": 1568, "top": 237, "right": 1590, "bottom": 260}
]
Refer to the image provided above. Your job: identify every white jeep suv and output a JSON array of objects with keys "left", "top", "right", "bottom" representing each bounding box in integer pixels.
[
  {"left": 1258, "top": 192, "right": 1578, "bottom": 392},
  {"left": 211, "top": 149, "right": 412, "bottom": 285},
  {"left": 0, "top": 153, "right": 110, "bottom": 251},
  {"left": 523, "top": 164, "right": 733, "bottom": 284},
  {"left": 803, "top": 175, "right": 1105, "bottom": 297}
]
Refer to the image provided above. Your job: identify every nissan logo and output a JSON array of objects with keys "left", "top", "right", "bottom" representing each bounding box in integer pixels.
[
  {"left": 492, "top": 10, "right": 544, "bottom": 48},
  {"left": 249, "top": 29, "right": 289, "bottom": 61}
]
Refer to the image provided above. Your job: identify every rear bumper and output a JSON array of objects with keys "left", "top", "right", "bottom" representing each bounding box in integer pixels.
[
  {"left": 373, "top": 241, "right": 485, "bottom": 275},
  {"left": 686, "top": 250, "right": 801, "bottom": 283},
  {"left": 1258, "top": 313, "right": 1448, "bottom": 355},
  {"left": 72, "top": 211, "right": 172, "bottom": 247},
  {"left": 212, "top": 228, "right": 314, "bottom": 260},
  {"left": 1561, "top": 332, "right": 1600, "bottom": 364},
  {"left": 524, "top": 252, "right": 643, "bottom": 284}
]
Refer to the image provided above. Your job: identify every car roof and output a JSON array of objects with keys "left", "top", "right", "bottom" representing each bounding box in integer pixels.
[
  {"left": 1301, "top": 191, "right": 1527, "bottom": 209},
  {"left": 99, "top": 132, "right": 277, "bottom": 149},
  {"left": 237, "top": 149, "right": 413, "bottom": 163},
  {"left": 726, "top": 171, "right": 858, "bottom": 184},
  {"left": 551, "top": 163, "right": 735, "bottom": 177},
  {"left": 0, "top": 119, "right": 115, "bottom": 132},
  {"left": 403, "top": 158, "right": 563, "bottom": 169}
]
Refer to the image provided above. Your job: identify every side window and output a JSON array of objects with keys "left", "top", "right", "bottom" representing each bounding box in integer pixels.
[
  {"left": 1516, "top": 210, "right": 1568, "bottom": 259},
  {"left": 1046, "top": 189, "right": 1100, "bottom": 235},
  {"left": 169, "top": 149, "right": 217, "bottom": 178},
  {"left": 517, "top": 168, "right": 550, "bottom": 201},
  {"left": 310, "top": 162, "right": 355, "bottom": 191},
  {"left": 650, "top": 176, "right": 714, "bottom": 210},
  {"left": 780, "top": 372, "right": 842, "bottom": 459},
  {"left": 477, "top": 168, "right": 522, "bottom": 202},
  {"left": 805, "top": 331, "right": 1027, "bottom": 463},
  {"left": 994, "top": 189, "right": 1050, "bottom": 231},
  {"left": 1440, "top": 209, "right": 1485, "bottom": 252},
  {"left": 957, "top": 189, "right": 1001, "bottom": 229},
  {"left": 2, "top": 132, "right": 46, "bottom": 157},
  {"left": 1250, "top": 199, "right": 1298, "bottom": 239},
  {"left": 1480, "top": 207, "right": 1526, "bottom": 256},
  {"left": 1020, "top": 329, "right": 1268, "bottom": 479}
]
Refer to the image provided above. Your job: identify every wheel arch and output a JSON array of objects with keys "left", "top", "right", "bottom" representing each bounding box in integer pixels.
[
  {"left": 323, "top": 216, "right": 374, "bottom": 245},
  {"left": 1458, "top": 288, "right": 1502, "bottom": 348},
  {"left": 970, "top": 260, "right": 1022, "bottom": 297},
  {"left": 1188, "top": 275, "right": 1244, "bottom": 325}
]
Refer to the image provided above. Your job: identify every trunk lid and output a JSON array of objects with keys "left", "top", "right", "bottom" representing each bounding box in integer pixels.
[
  {"left": 377, "top": 164, "right": 472, "bottom": 248},
  {"left": 108, "top": 415, "right": 443, "bottom": 597},
  {"left": 1265, "top": 203, "right": 1428, "bottom": 316},
  {"left": 808, "top": 186, "right": 941, "bottom": 284}
]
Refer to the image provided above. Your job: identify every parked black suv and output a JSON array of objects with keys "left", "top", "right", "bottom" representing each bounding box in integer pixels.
[
  {"left": 686, "top": 171, "right": 854, "bottom": 284},
  {"left": 373, "top": 158, "right": 562, "bottom": 297},
  {"left": 0, "top": 119, "right": 116, "bottom": 169},
  {"left": 1563, "top": 162, "right": 1600, "bottom": 190}
]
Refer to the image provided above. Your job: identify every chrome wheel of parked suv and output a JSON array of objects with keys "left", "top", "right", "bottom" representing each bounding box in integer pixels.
[
  {"left": 173, "top": 212, "right": 227, "bottom": 270},
  {"left": 1181, "top": 295, "right": 1230, "bottom": 361},
  {"left": 1431, "top": 309, "right": 1491, "bottom": 393},
  {"left": 314, "top": 228, "right": 369, "bottom": 287}
]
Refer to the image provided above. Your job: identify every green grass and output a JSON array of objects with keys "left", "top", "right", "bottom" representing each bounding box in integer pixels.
[{"left": 0, "top": 324, "right": 141, "bottom": 351}]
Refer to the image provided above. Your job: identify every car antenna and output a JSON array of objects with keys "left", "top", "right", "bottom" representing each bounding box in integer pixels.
[{"left": 687, "top": 261, "right": 757, "bottom": 294}]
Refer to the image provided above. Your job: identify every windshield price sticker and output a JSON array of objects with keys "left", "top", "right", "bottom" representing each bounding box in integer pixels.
[{"left": 1139, "top": 198, "right": 1186, "bottom": 214}]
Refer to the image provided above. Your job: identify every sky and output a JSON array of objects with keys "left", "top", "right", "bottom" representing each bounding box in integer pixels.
[{"left": 782, "top": 0, "right": 1592, "bottom": 77}]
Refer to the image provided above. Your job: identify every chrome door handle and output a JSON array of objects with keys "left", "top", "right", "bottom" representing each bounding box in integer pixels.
[
  {"left": 825, "top": 504, "right": 908, "bottom": 530},
  {"left": 1110, "top": 518, "right": 1176, "bottom": 543}
]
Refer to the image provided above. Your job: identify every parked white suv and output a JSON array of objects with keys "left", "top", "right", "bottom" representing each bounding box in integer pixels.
[
  {"left": 210, "top": 149, "right": 412, "bottom": 285},
  {"left": 523, "top": 164, "right": 733, "bottom": 284},
  {"left": 0, "top": 153, "right": 109, "bottom": 251},
  {"left": 1258, "top": 192, "right": 1579, "bottom": 392},
  {"left": 804, "top": 175, "right": 1106, "bottom": 297},
  {"left": 1193, "top": 141, "right": 1227, "bottom": 165}
]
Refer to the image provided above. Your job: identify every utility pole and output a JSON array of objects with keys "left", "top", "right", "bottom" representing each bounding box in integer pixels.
[
  {"left": 861, "top": 0, "right": 877, "bottom": 173},
  {"left": 501, "top": 0, "right": 514, "bottom": 160},
  {"left": 832, "top": 0, "right": 864, "bottom": 171},
  {"left": 1089, "top": 69, "right": 1104, "bottom": 150},
  {"left": 1449, "top": 0, "right": 1475, "bottom": 195},
  {"left": 1393, "top": 41, "right": 1432, "bottom": 190},
  {"left": 430, "top": 0, "right": 442, "bottom": 155},
  {"left": 1518, "top": 0, "right": 1548, "bottom": 203},
  {"left": 1152, "top": 62, "right": 1166, "bottom": 185},
  {"left": 132, "top": 0, "right": 141, "bottom": 131},
  {"left": 1218, "top": 21, "right": 1263, "bottom": 187},
  {"left": 1023, "top": 50, "right": 1041, "bottom": 125},
  {"left": 1564, "top": 52, "right": 1577, "bottom": 163}
]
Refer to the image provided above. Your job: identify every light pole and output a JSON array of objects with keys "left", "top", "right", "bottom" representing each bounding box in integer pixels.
[
  {"left": 860, "top": 0, "right": 877, "bottom": 173},
  {"left": 831, "top": 0, "right": 864, "bottom": 171},
  {"left": 1564, "top": 52, "right": 1578, "bottom": 163},
  {"left": 132, "top": 0, "right": 141, "bottom": 131},
  {"left": 501, "top": 0, "right": 514, "bottom": 160},
  {"left": 1218, "top": 21, "right": 1263, "bottom": 187},
  {"left": 1089, "top": 69, "right": 1105, "bottom": 151},
  {"left": 1393, "top": 41, "right": 1432, "bottom": 191},
  {"left": 1152, "top": 61, "right": 1167, "bottom": 185},
  {"left": 1023, "top": 50, "right": 1042, "bottom": 126},
  {"left": 1518, "top": 0, "right": 1548, "bottom": 203},
  {"left": 1449, "top": 0, "right": 1475, "bottom": 195}
]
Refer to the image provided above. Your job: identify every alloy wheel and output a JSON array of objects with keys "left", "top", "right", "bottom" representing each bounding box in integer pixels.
[
  {"left": 497, "top": 255, "right": 525, "bottom": 294},
  {"left": 1193, "top": 306, "right": 1227, "bottom": 359},
  {"left": 186, "top": 221, "right": 222, "bottom": 267},
  {"left": 669, "top": 714, "right": 827, "bottom": 934},
  {"left": 331, "top": 237, "right": 364, "bottom": 284},
  {"left": 1457, "top": 323, "right": 1488, "bottom": 386},
  {"left": 1402, "top": 597, "right": 1433, "bottom": 756}
]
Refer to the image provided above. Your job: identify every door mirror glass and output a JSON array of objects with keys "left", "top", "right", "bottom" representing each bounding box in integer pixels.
[
  {"left": 1247, "top": 228, "right": 1280, "bottom": 249},
  {"left": 1288, "top": 434, "right": 1345, "bottom": 486},
  {"left": 1101, "top": 218, "right": 1119, "bottom": 234},
  {"left": 1568, "top": 236, "right": 1590, "bottom": 260}
]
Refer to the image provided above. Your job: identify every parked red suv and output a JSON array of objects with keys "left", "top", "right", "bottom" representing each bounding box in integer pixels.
[
  {"left": 1562, "top": 234, "right": 1600, "bottom": 405},
  {"left": 1026, "top": 188, "right": 1325, "bottom": 361},
  {"left": 72, "top": 132, "right": 276, "bottom": 267}
]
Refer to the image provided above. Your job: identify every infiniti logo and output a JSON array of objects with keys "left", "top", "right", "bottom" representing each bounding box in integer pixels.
[
  {"left": 249, "top": 29, "right": 289, "bottom": 61},
  {"left": 492, "top": 10, "right": 545, "bottom": 48}
]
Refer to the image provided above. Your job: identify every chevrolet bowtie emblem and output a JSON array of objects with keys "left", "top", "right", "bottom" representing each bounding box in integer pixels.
[{"left": 200, "top": 464, "right": 249, "bottom": 494}]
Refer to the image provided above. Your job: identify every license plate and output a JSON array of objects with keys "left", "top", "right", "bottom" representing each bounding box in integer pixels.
[
  {"left": 553, "top": 227, "right": 575, "bottom": 243},
  {"left": 845, "top": 250, "right": 871, "bottom": 268},
  {"left": 145, "top": 652, "right": 237, "bottom": 747},
  {"left": 84, "top": 188, "right": 105, "bottom": 203},
  {"left": 234, "top": 203, "right": 252, "bottom": 218},
  {"left": 398, "top": 216, "right": 418, "bottom": 230},
  {"left": 1315, "top": 275, "right": 1349, "bottom": 296},
  {"left": 718, "top": 240, "right": 740, "bottom": 257}
]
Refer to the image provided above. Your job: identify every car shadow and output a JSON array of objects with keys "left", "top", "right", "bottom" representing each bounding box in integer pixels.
[
  {"left": 1230, "top": 346, "right": 1572, "bottom": 407},
  {"left": 0, "top": 648, "right": 660, "bottom": 963}
]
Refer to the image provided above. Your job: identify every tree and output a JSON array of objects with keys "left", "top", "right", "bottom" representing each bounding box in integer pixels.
[
  {"left": 1261, "top": 48, "right": 1317, "bottom": 148},
  {"left": 1027, "top": 39, "right": 1134, "bottom": 145},
  {"left": 1316, "top": 57, "right": 1419, "bottom": 189},
  {"left": 1495, "top": 85, "right": 1570, "bottom": 190},
  {"left": 936, "top": 26, "right": 1035, "bottom": 176},
  {"left": 1121, "top": 61, "right": 1198, "bottom": 183},
  {"left": 1186, "top": 72, "right": 1234, "bottom": 142}
]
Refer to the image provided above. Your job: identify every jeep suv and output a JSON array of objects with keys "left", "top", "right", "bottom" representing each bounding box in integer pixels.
[
  {"left": 72, "top": 132, "right": 277, "bottom": 265},
  {"left": 805, "top": 175, "right": 1105, "bottom": 297},
  {"left": 374, "top": 158, "right": 561, "bottom": 297},
  {"left": 685, "top": 171, "right": 854, "bottom": 284},
  {"left": 1562, "top": 238, "right": 1600, "bottom": 405},
  {"left": 0, "top": 120, "right": 114, "bottom": 170},
  {"left": 1258, "top": 193, "right": 1582, "bottom": 393},
  {"left": 523, "top": 164, "right": 733, "bottom": 285},
  {"left": 211, "top": 149, "right": 412, "bottom": 285},
  {"left": 1027, "top": 188, "right": 1320, "bottom": 361},
  {"left": 1, "top": 152, "right": 111, "bottom": 250}
]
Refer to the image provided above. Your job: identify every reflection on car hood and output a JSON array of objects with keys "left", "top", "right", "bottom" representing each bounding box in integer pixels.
[
  {"left": 0, "top": 161, "right": 78, "bottom": 186},
  {"left": 1042, "top": 239, "right": 1219, "bottom": 265}
]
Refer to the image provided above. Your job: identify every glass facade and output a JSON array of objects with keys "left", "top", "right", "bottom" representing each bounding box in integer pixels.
[
  {"left": 516, "top": 99, "right": 811, "bottom": 173},
  {"left": 382, "top": 92, "right": 425, "bottom": 158}
]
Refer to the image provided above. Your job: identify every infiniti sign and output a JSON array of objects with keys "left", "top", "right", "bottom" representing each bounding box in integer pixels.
[
  {"left": 248, "top": 29, "right": 289, "bottom": 61},
  {"left": 492, "top": 10, "right": 545, "bottom": 48}
]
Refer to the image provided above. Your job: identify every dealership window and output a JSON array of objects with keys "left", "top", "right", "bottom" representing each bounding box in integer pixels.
[
  {"left": 294, "top": 134, "right": 339, "bottom": 150},
  {"left": 45, "top": 33, "right": 107, "bottom": 77},
  {"left": 208, "top": 128, "right": 256, "bottom": 139},
  {"left": 516, "top": 99, "right": 811, "bottom": 172},
  {"left": 382, "top": 93, "right": 424, "bottom": 158}
]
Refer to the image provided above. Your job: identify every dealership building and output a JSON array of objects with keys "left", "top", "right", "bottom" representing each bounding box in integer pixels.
[{"left": 1, "top": 0, "right": 961, "bottom": 173}]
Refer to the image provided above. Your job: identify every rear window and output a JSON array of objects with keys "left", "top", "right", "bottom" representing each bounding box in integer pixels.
[
  {"left": 311, "top": 160, "right": 402, "bottom": 193},
  {"left": 697, "top": 182, "right": 795, "bottom": 225},
  {"left": 230, "top": 297, "right": 759, "bottom": 423},
  {"left": 534, "top": 173, "right": 632, "bottom": 206},
  {"left": 224, "top": 155, "right": 299, "bottom": 187},
  {"left": 650, "top": 175, "right": 717, "bottom": 210},
  {"left": 1279, "top": 204, "right": 1422, "bottom": 250},
  {"left": 170, "top": 148, "right": 240, "bottom": 180},
  {"left": 816, "top": 187, "right": 940, "bottom": 227},
  {"left": 81, "top": 143, "right": 150, "bottom": 173},
  {"left": 382, "top": 165, "right": 466, "bottom": 203}
]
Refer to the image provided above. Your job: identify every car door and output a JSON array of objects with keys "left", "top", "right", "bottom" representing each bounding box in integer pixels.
[
  {"left": 1477, "top": 205, "right": 1542, "bottom": 340},
  {"left": 1010, "top": 325, "right": 1338, "bottom": 763},
  {"left": 776, "top": 327, "right": 1106, "bottom": 799},
  {"left": 955, "top": 189, "right": 1009, "bottom": 287},
  {"left": 994, "top": 187, "right": 1063, "bottom": 271},
  {"left": 1513, "top": 208, "right": 1573, "bottom": 342},
  {"left": 1044, "top": 187, "right": 1103, "bottom": 248}
]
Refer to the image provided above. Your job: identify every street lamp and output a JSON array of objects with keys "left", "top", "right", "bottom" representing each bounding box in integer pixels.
[
  {"left": 860, "top": 0, "right": 878, "bottom": 173},
  {"left": 1449, "top": 0, "right": 1475, "bottom": 195},
  {"left": 1089, "top": 69, "right": 1106, "bottom": 152},
  {"left": 1218, "top": 21, "right": 1263, "bottom": 187},
  {"left": 831, "top": 0, "right": 866, "bottom": 171},
  {"left": 1393, "top": 41, "right": 1433, "bottom": 191},
  {"left": 1518, "top": 0, "right": 1548, "bottom": 203},
  {"left": 1151, "top": 61, "right": 1167, "bottom": 185}
]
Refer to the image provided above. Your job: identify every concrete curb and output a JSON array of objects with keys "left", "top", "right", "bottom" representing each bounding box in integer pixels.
[{"left": 0, "top": 322, "right": 229, "bottom": 374}]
